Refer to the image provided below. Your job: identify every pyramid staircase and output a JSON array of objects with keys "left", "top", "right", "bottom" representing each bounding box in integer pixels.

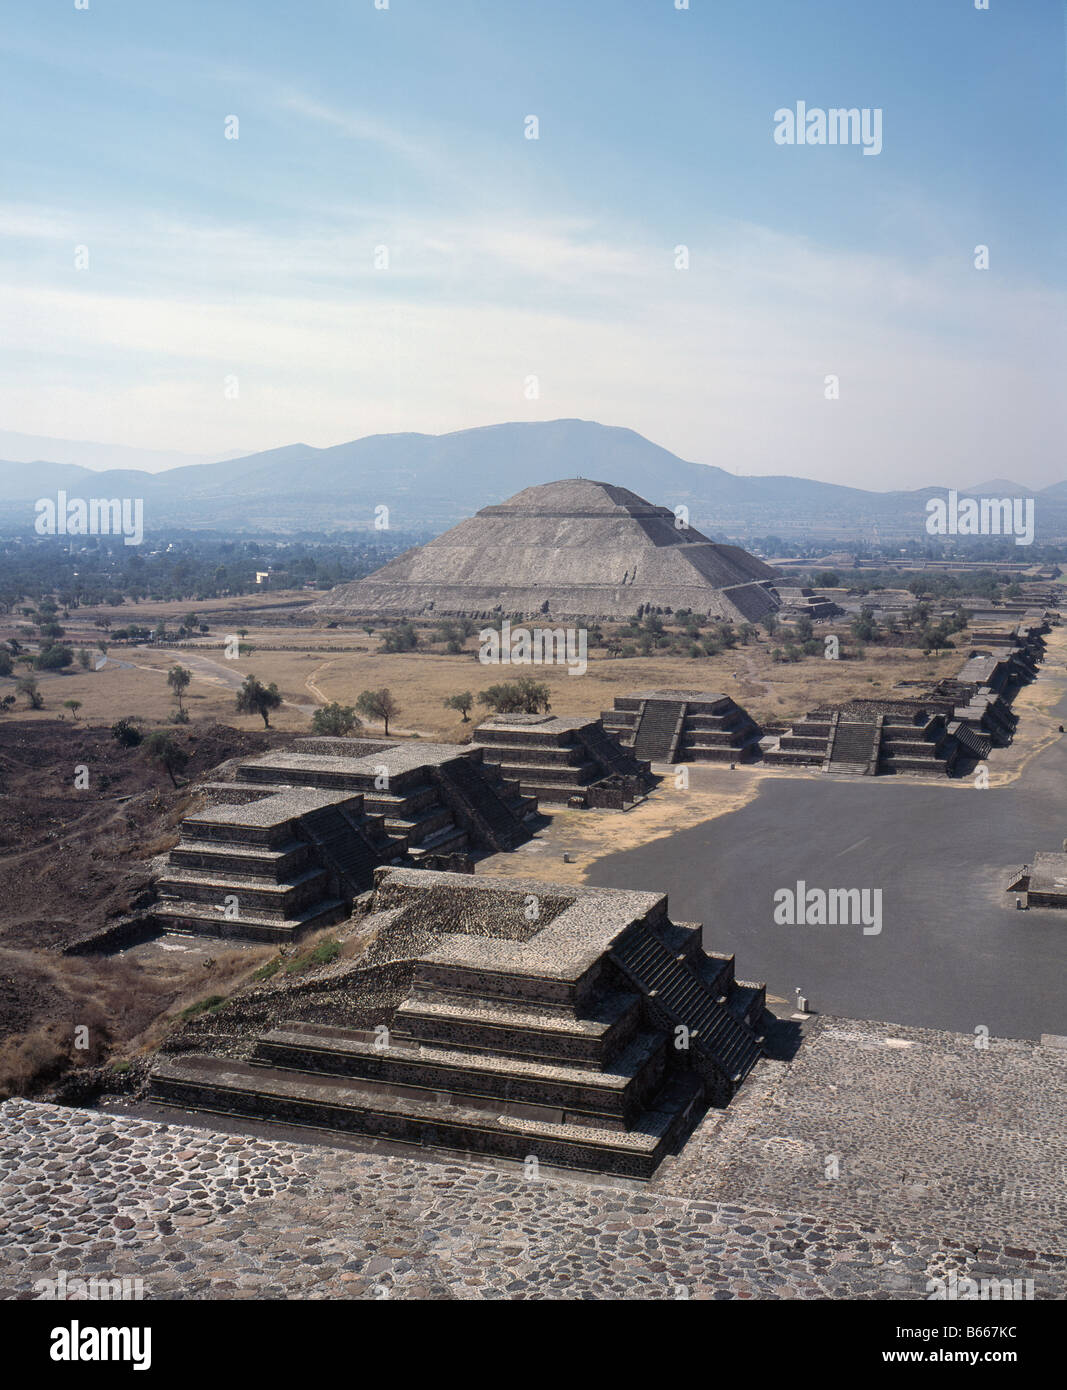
[
  {"left": 149, "top": 872, "right": 766, "bottom": 1178},
  {"left": 604, "top": 692, "right": 761, "bottom": 765},
  {"left": 824, "top": 715, "right": 882, "bottom": 775},
  {"left": 609, "top": 923, "right": 764, "bottom": 1093},
  {"left": 631, "top": 700, "right": 686, "bottom": 762}
]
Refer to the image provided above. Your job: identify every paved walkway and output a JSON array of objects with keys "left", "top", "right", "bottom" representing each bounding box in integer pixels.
[{"left": 2, "top": 1019, "right": 1063, "bottom": 1301}]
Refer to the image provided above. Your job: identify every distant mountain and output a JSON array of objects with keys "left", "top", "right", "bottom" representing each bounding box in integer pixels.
[
  {"left": 0, "top": 429, "right": 239, "bottom": 475},
  {"left": 963, "top": 479, "right": 1039, "bottom": 497},
  {"left": 3, "top": 418, "right": 1066, "bottom": 542}
]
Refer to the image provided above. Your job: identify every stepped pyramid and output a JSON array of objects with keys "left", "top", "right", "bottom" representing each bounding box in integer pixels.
[
  {"left": 150, "top": 869, "right": 766, "bottom": 1178},
  {"left": 312, "top": 478, "right": 781, "bottom": 622}
]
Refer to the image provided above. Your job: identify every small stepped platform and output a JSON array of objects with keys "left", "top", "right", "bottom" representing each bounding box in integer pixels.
[
  {"left": 474, "top": 714, "right": 653, "bottom": 808},
  {"left": 604, "top": 690, "right": 761, "bottom": 765},
  {"left": 149, "top": 868, "right": 764, "bottom": 1177}
]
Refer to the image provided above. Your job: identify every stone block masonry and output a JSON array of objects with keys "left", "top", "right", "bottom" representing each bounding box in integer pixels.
[
  {"left": 602, "top": 690, "right": 762, "bottom": 765},
  {"left": 148, "top": 869, "right": 765, "bottom": 1178},
  {"left": 473, "top": 713, "right": 655, "bottom": 806},
  {"left": 153, "top": 743, "right": 538, "bottom": 942},
  {"left": 3, "top": 1011, "right": 1063, "bottom": 1299}
]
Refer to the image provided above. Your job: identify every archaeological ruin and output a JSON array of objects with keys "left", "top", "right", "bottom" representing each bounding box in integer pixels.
[
  {"left": 763, "top": 632, "right": 1044, "bottom": 776},
  {"left": 149, "top": 867, "right": 766, "bottom": 1178},
  {"left": 154, "top": 740, "right": 538, "bottom": 941},
  {"left": 310, "top": 478, "right": 782, "bottom": 623},
  {"left": 601, "top": 689, "right": 762, "bottom": 764},
  {"left": 473, "top": 712, "right": 655, "bottom": 806}
]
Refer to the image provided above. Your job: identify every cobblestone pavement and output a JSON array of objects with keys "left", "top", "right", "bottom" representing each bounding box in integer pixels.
[
  {"left": 1, "top": 1016, "right": 1064, "bottom": 1301},
  {"left": 660, "top": 1018, "right": 1067, "bottom": 1255}
]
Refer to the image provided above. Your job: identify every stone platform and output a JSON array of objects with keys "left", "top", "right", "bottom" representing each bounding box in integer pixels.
[
  {"left": 154, "top": 743, "right": 537, "bottom": 941},
  {"left": 602, "top": 691, "right": 762, "bottom": 764},
  {"left": 148, "top": 868, "right": 766, "bottom": 1178},
  {"left": 473, "top": 713, "right": 654, "bottom": 806},
  {"left": 3, "top": 1016, "right": 1063, "bottom": 1299}
]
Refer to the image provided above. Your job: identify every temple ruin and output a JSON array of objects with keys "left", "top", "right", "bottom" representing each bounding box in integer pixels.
[
  {"left": 601, "top": 690, "right": 762, "bottom": 764},
  {"left": 150, "top": 868, "right": 766, "bottom": 1178},
  {"left": 473, "top": 712, "right": 655, "bottom": 806},
  {"left": 155, "top": 740, "right": 537, "bottom": 941},
  {"left": 763, "top": 634, "right": 1043, "bottom": 776},
  {"left": 310, "top": 478, "right": 782, "bottom": 623}
]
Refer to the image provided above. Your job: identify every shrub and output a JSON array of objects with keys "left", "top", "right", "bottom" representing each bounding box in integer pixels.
[
  {"left": 111, "top": 717, "right": 143, "bottom": 747},
  {"left": 310, "top": 702, "right": 361, "bottom": 737}
]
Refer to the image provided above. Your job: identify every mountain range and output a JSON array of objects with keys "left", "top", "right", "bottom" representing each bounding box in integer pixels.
[{"left": 2, "top": 419, "right": 1065, "bottom": 544}]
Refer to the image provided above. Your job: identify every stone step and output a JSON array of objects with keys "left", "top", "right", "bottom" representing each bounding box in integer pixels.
[
  {"left": 157, "top": 866, "right": 330, "bottom": 917},
  {"left": 392, "top": 990, "right": 643, "bottom": 1067},
  {"left": 249, "top": 1025, "right": 668, "bottom": 1127},
  {"left": 168, "top": 838, "right": 312, "bottom": 881},
  {"left": 149, "top": 1054, "right": 701, "bottom": 1178},
  {"left": 152, "top": 896, "right": 347, "bottom": 944},
  {"left": 405, "top": 824, "right": 470, "bottom": 860}
]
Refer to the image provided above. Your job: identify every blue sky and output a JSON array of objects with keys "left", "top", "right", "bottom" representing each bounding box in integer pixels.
[{"left": 2, "top": 0, "right": 1064, "bottom": 487}]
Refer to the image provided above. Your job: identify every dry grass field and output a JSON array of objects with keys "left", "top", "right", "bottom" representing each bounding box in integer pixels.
[{"left": 1, "top": 589, "right": 977, "bottom": 738}]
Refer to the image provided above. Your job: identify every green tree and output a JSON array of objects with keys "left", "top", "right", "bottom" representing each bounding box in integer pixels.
[
  {"left": 144, "top": 730, "right": 189, "bottom": 787},
  {"left": 235, "top": 674, "right": 283, "bottom": 728},
  {"left": 443, "top": 691, "right": 473, "bottom": 721},
  {"left": 850, "top": 606, "right": 879, "bottom": 643},
  {"left": 379, "top": 621, "right": 419, "bottom": 653},
  {"left": 17, "top": 676, "right": 43, "bottom": 709},
  {"left": 167, "top": 664, "right": 192, "bottom": 713},
  {"left": 34, "top": 644, "right": 73, "bottom": 671},
  {"left": 63, "top": 699, "right": 82, "bottom": 720},
  {"left": 111, "top": 717, "right": 143, "bottom": 748},
  {"left": 310, "top": 702, "right": 362, "bottom": 736},
  {"left": 477, "top": 676, "right": 552, "bottom": 715},
  {"left": 355, "top": 688, "right": 399, "bottom": 735}
]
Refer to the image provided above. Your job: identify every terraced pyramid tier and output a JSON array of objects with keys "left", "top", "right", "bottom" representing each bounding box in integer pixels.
[
  {"left": 310, "top": 477, "right": 781, "bottom": 622},
  {"left": 149, "top": 868, "right": 766, "bottom": 1178}
]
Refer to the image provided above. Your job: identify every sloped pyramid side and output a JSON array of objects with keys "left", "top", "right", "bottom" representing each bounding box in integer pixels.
[{"left": 312, "top": 478, "right": 781, "bottom": 622}]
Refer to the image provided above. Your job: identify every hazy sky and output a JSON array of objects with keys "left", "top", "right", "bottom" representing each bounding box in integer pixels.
[{"left": 2, "top": 0, "right": 1064, "bottom": 488}]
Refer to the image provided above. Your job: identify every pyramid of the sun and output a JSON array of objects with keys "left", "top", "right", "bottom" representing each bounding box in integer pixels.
[{"left": 313, "top": 478, "right": 781, "bottom": 622}]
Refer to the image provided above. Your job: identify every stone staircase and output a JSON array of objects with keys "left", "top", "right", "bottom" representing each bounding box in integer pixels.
[
  {"left": 149, "top": 870, "right": 765, "bottom": 1178},
  {"left": 605, "top": 691, "right": 761, "bottom": 765},
  {"left": 429, "top": 754, "right": 534, "bottom": 851},
  {"left": 609, "top": 923, "right": 763, "bottom": 1094},
  {"left": 631, "top": 699, "right": 686, "bottom": 762},
  {"left": 825, "top": 717, "right": 881, "bottom": 775}
]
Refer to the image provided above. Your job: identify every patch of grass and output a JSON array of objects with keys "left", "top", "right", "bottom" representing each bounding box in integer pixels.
[
  {"left": 283, "top": 938, "right": 342, "bottom": 975},
  {"left": 252, "top": 956, "right": 283, "bottom": 981},
  {"left": 179, "top": 993, "right": 228, "bottom": 1020}
]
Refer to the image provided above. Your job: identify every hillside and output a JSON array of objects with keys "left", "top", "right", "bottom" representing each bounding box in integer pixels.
[{"left": 3, "top": 419, "right": 1066, "bottom": 541}]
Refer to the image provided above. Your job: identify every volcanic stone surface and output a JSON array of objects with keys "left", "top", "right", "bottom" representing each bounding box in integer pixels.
[{"left": 2, "top": 1015, "right": 1063, "bottom": 1300}]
